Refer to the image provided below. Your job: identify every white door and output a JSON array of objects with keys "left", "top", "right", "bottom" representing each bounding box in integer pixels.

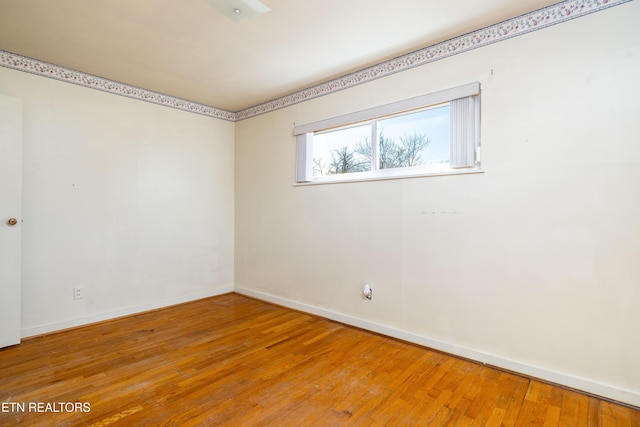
[{"left": 0, "top": 95, "right": 22, "bottom": 348}]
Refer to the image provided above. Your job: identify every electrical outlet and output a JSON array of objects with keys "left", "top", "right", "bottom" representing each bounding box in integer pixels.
[
  {"left": 363, "top": 283, "right": 373, "bottom": 300},
  {"left": 73, "top": 287, "right": 84, "bottom": 300}
]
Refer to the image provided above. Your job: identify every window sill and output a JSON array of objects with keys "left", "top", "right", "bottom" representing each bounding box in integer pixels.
[{"left": 293, "top": 167, "right": 484, "bottom": 186}]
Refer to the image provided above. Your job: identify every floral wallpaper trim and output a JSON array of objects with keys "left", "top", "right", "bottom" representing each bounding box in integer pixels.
[
  {"left": 236, "top": 0, "right": 632, "bottom": 120},
  {"left": 0, "top": 50, "right": 238, "bottom": 121},
  {"left": 0, "top": 0, "right": 631, "bottom": 122}
]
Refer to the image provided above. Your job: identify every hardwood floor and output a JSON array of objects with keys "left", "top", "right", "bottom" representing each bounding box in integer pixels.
[{"left": 0, "top": 294, "right": 638, "bottom": 426}]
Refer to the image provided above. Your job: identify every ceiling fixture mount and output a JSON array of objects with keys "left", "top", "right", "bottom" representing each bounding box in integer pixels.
[{"left": 204, "top": 0, "right": 270, "bottom": 22}]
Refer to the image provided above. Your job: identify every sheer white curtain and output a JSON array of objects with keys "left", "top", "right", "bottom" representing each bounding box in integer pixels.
[{"left": 450, "top": 95, "right": 479, "bottom": 169}]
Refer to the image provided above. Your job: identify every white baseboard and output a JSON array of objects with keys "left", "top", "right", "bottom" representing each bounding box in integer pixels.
[
  {"left": 21, "top": 286, "right": 233, "bottom": 339},
  {"left": 235, "top": 286, "right": 640, "bottom": 408}
]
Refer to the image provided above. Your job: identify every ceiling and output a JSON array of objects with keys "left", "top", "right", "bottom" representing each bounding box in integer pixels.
[{"left": 0, "top": 0, "right": 561, "bottom": 112}]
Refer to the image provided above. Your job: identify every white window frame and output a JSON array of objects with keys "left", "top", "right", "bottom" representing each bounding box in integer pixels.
[{"left": 294, "top": 82, "right": 482, "bottom": 184}]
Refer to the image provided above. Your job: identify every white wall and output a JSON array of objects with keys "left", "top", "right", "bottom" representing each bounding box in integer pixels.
[
  {"left": 0, "top": 66, "right": 235, "bottom": 336},
  {"left": 235, "top": 3, "right": 640, "bottom": 405}
]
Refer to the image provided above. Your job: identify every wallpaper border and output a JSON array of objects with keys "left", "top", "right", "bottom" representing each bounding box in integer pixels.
[
  {"left": 0, "top": 0, "right": 632, "bottom": 122},
  {"left": 0, "top": 50, "right": 238, "bottom": 121},
  {"left": 236, "top": 0, "right": 633, "bottom": 120}
]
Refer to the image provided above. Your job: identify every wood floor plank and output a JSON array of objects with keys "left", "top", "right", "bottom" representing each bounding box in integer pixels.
[
  {"left": 544, "top": 406, "right": 563, "bottom": 427},
  {"left": 0, "top": 293, "right": 638, "bottom": 426},
  {"left": 499, "top": 375, "right": 530, "bottom": 427}
]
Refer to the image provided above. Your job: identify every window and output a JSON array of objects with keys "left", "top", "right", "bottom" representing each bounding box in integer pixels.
[{"left": 294, "top": 83, "right": 481, "bottom": 184}]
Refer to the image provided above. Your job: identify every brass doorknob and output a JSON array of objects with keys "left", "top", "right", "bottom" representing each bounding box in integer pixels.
[{"left": 7, "top": 218, "right": 17, "bottom": 226}]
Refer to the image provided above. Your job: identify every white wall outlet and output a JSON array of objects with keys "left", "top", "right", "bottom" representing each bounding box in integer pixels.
[
  {"left": 363, "top": 283, "right": 373, "bottom": 300},
  {"left": 73, "top": 287, "right": 84, "bottom": 300}
]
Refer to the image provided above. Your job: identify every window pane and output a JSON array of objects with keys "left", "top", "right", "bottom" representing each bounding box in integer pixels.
[
  {"left": 377, "top": 104, "right": 450, "bottom": 170},
  {"left": 313, "top": 124, "right": 372, "bottom": 176}
]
